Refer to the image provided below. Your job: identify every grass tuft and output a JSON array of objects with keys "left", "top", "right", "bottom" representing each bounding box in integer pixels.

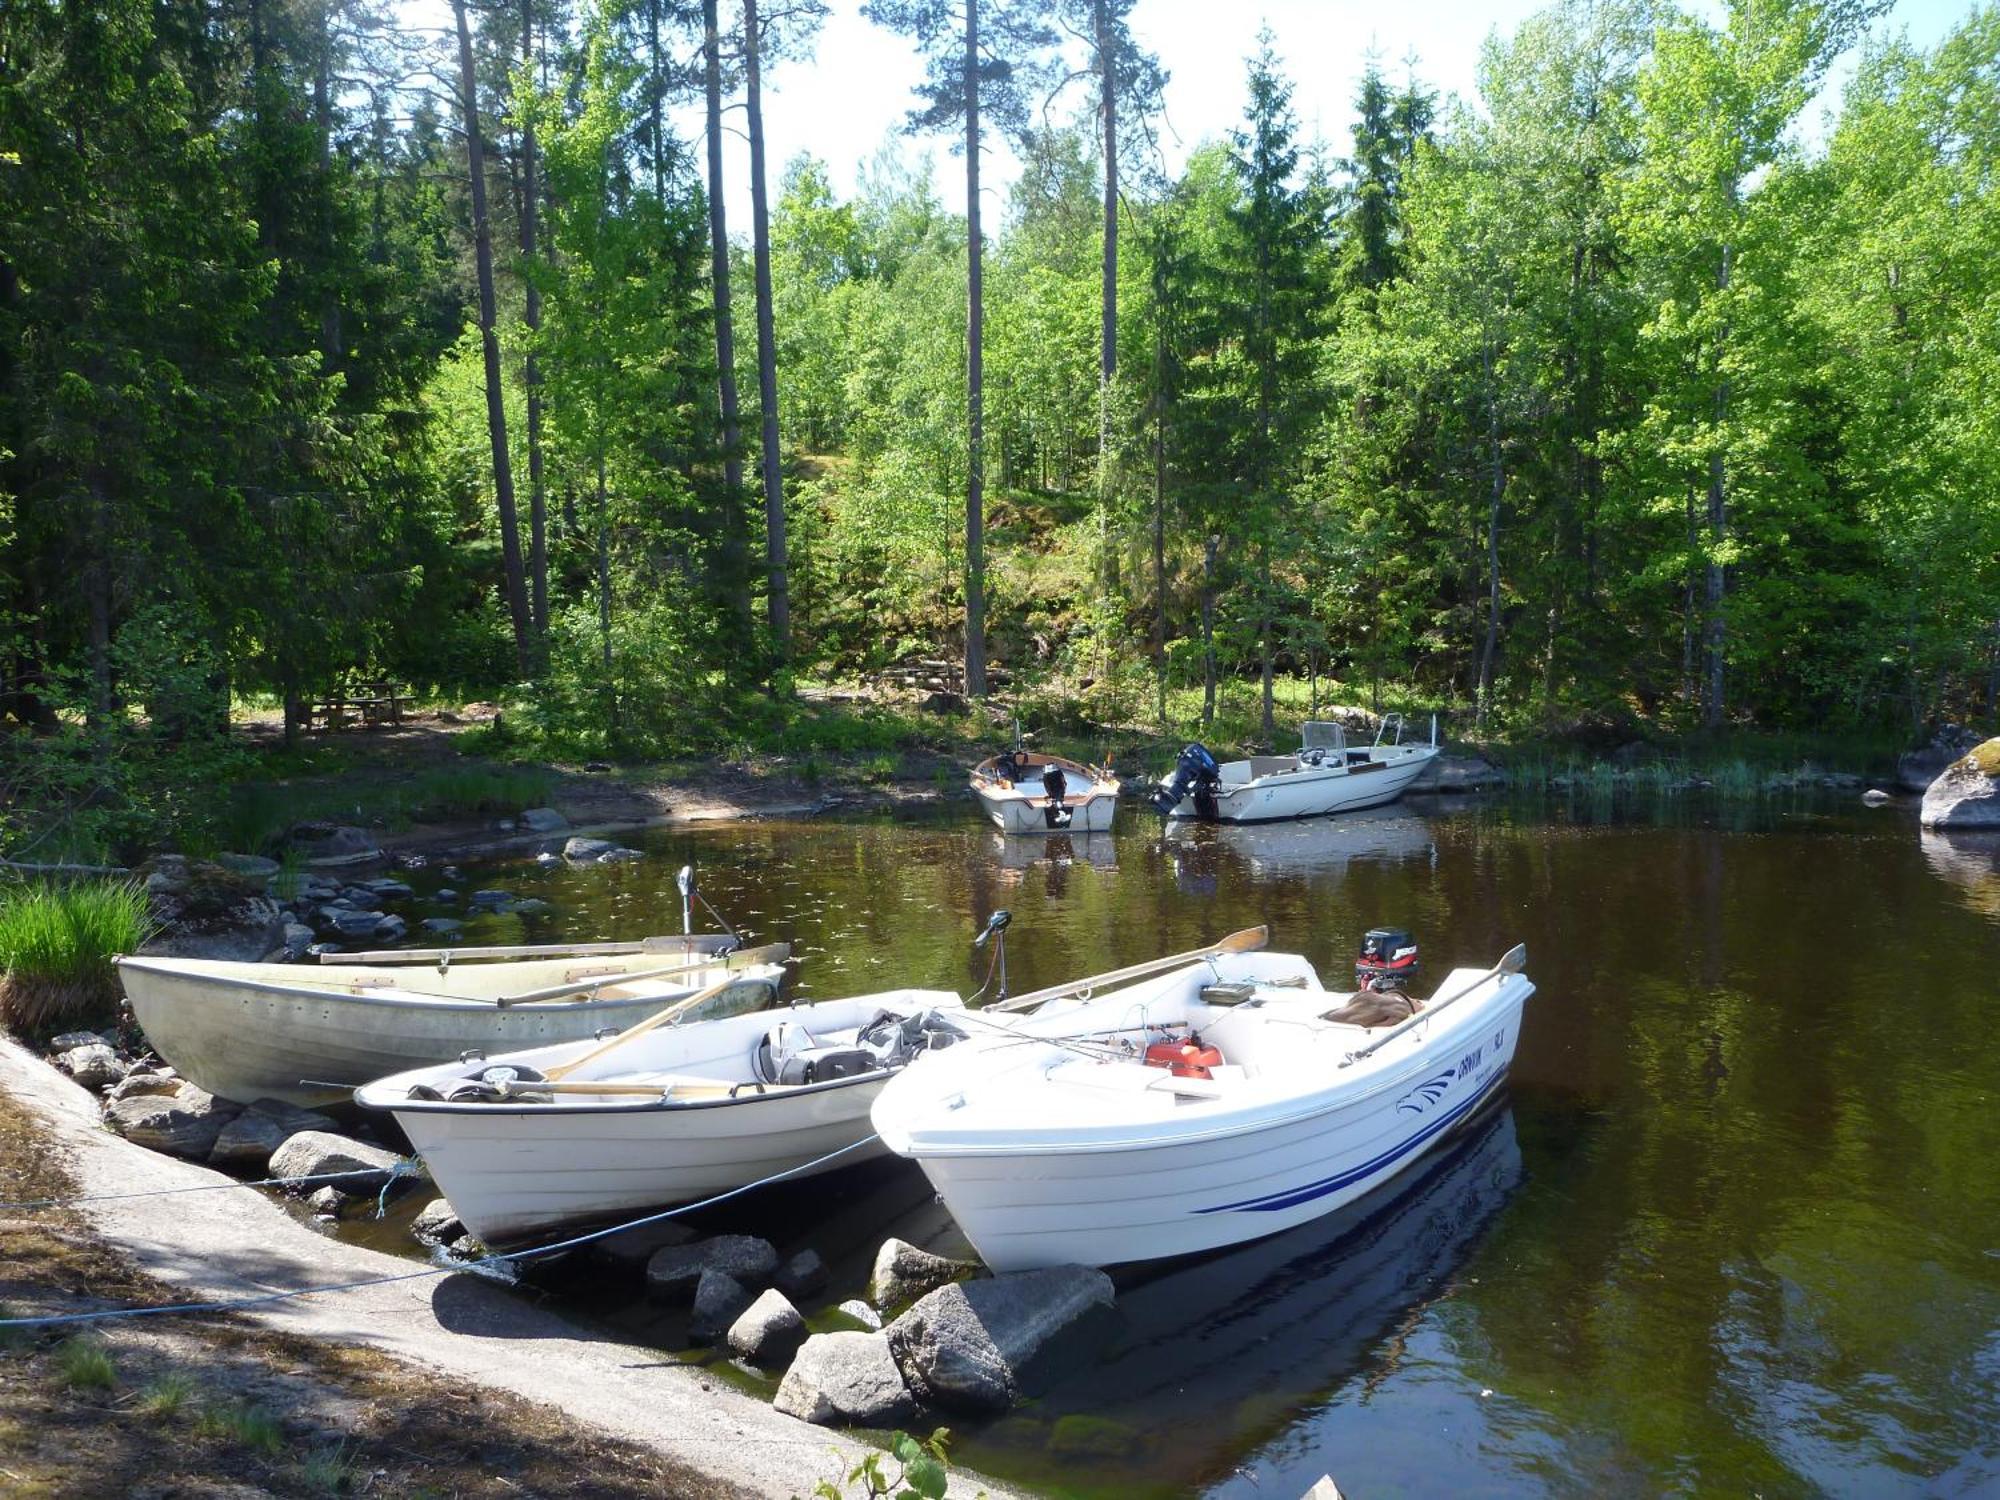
[
  {"left": 135, "top": 1371, "right": 196, "bottom": 1418},
  {"left": 195, "top": 1399, "right": 284, "bottom": 1454},
  {"left": 53, "top": 1337, "right": 117, "bottom": 1392},
  {"left": 297, "top": 1439, "right": 357, "bottom": 1494},
  {"left": 0, "top": 880, "right": 150, "bottom": 1037}
]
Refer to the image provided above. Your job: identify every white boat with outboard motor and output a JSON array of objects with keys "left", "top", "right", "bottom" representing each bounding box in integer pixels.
[
  {"left": 118, "top": 937, "right": 787, "bottom": 1109},
  {"left": 870, "top": 926, "right": 1533, "bottom": 1271},
  {"left": 356, "top": 986, "right": 974, "bottom": 1244},
  {"left": 1150, "top": 715, "right": 1440, "bottom": 823},
  {"left": 970, "top": 749, "right": 1121, "bottom": 834}
]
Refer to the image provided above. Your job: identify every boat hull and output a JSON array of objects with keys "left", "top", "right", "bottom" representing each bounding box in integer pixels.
[
  {"left": 877, "top": 969, "right": 1530, "bottom": 1271},
  {"left": 118, "top": 957, "right": 781, "bottom": 1109},
  {"left": 1164, "top": 747, "right": 1436, "bottom": 823},
  {"left": 976, "top": 786, "right": 1120, "bottom": 834}
]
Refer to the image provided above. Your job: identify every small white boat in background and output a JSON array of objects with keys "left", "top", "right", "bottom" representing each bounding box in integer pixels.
[
  {"left": 118, "top": 940, "right": 788, "bottom": 1109},
  {"left": 871, "top": 939, "right": 1532, "bottom": 1272},
  {"left": 357, "top": 990, "right": 969, "bottom": 1244},
  {"left": 1150, "top": 715, "right": 1440, "bottom": 824},
  {"left": 971, "top": 750, "right": 1121, "bottom": 834}
]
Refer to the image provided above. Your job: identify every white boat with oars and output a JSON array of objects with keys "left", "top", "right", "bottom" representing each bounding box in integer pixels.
[
  {"left": 1149, "top": 715, "right": 1440, "bottom": 824},
  {"left": 117, "top": 935, "right": 788, "bottom": 1109},
  {"left": 356, "top": 984, "right": 972, "bottom": 1245},
  {"left": 970, "top": 749, "right": 1121, "bottom": 834},
  {"left": 870, "top": 926, "right": 1533, "bottom": 1271}
]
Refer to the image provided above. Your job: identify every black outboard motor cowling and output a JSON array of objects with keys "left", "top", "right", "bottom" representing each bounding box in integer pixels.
[
  {"left": 1040, "top": 762, "right": 1074, "bottom": 827},
  {"left": 1150, "top": 743, "right": 1222, "bottom": 817},
  {"left": 1356, "top": 927, "right": 1419, "bottom": 991}
]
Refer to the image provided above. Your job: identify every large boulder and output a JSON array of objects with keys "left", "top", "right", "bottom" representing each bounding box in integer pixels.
[
  {"left": 644, "top": 1234, "right": 779, "bottom": 1301},
  {"left": 868, "top": 1237, "right": 976, "bottom": 1311},
  {"left": 520, "top": 807, "right": 569, "bottom": 833},
  {"left": 727, "top": 1288, "right": 808, "bottom": 1365},
  {"left": 1920, "top": 739, "right": 2000, "bottom": 829},
  {"left": 103, "top": 1085, "right": 242, "bottom": 1159},
  {"left": 886, "top": 1266, "right": 1115, "bottom": 1413},
  {"left": 57, "top": 1042, "right": 128, "bottom": 1091},
  {"left": 773, "top": 1333, "right": 917, "bottom": 1427},
  {"left": 687, "top": 1268, "right": 753, "bottom": 1345},
  {"left": 267, "top": 1130, "right": 408, "bottom": 1193},
  {"left": 209, "top": 1100, "right": 336, "bottom": 1172},
  {"left": 409, "top": 1198, "right": 465, "bottom": 1245},
  {"left": 563, "top": 836, "right": 617, "bottom": 862},
  {"left": 1899, "top": 724, "right": 1985, "bottom": 794},
  {"left": 776, "top": 1247, "right": 829, "bottom": 1300},
  {"left": 1414, "top": 753, "right": 1507, "bottom": 793},
  {"left": 289, "top": 824, "right": 384, "bottom": 867}
]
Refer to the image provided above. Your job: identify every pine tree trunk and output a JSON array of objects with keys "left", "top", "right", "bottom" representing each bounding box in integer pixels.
[
  {"left": 1153, "top": 260, "right": 1167, "bottom": 731},
  {"left": 703, "top": 0, "right": 749, "bottom": 624},
  {"left": 520, "top": 0, "right": 547, "bottom": 641},
  {"left": 744, "top": 0, "right": 789, "bottom": 666},
  {"left": 452, "top": 0, "right": 532, "bottom": 676},
  {"left": 1096, "top": 0, "right": 1118, "bottom": 597},
  {"left": 1201, "top": 534, "right": 1217, "bottom": 728},
  {"left": 962, "top": 0, "right": 987, "bottom": 697}
]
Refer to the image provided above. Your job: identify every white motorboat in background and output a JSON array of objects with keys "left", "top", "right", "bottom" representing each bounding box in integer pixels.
[
  {"left": 1150, "top": 715, "right": 1440, "bottom": 824},
  {"left": 971, "top": 750, "right": 1121, "bottom": 834},
  {"left": 871, "top": 939, "right": 1532, "bottom": 1271},
  {"left": 118, "top": 940, "right": 787, "bottom": 1108},
  {"left": 357, "top": 989, "right": 969, "bottom": 1244}
]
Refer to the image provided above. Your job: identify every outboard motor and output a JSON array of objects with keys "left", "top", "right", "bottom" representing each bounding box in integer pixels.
[
  {"left": 1355, "top": 927, "right": 1419, "bottom": 992},
  {"left": 1150, "top": 743, "right": 1222, "bottom": 818},
  {"left": 1040, "top": 761, "right": 1073, "bottom": 828}
]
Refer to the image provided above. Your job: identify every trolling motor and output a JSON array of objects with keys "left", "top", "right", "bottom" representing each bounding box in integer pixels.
[
  {"left": 1355, "top": 927, "right": 1419, "bottom": 992},
  {"left": 972, "top": 908, "right": 1012, "bottom": 1002},
  {"left": 1150, "top": 743, "right": 1221, "bottom": 818}
]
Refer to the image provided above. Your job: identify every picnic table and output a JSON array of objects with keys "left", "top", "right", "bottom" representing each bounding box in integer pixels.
[{"left": 306, "top": 681, "right": 410, "bottom": 732}]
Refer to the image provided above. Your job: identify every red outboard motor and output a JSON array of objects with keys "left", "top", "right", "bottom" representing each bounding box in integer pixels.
[{"left": 1355, "top": 928, "right": 1419, "bottom": 992}]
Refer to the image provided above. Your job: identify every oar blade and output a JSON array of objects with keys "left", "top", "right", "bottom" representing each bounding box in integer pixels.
[
  {"left": 1216, "top": 925, "right": 1270, "bottom": 955},
  {"left": 1498, "top": 941, "right": 1528, "bottom": 975}
]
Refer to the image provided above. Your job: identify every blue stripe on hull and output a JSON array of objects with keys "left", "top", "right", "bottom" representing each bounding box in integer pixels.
[{"left": 1194, "top": 1065, "right": 1510, "bottom": 1215}]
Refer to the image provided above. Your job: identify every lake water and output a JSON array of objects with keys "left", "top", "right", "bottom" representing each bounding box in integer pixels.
[{"left": 380, "top": 795, "right": 2000, "bottom": 1497}]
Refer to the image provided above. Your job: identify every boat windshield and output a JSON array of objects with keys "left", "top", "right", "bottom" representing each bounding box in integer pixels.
[{"left": 1300, "top": 721, "right": 1347, "bottom": 753}]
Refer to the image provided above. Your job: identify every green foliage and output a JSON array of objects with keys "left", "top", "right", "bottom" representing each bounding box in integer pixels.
[
  {"left": 811, "top": 1427, "right": 958, "bottom": 1500},
  {"left": 136, "top": 1371, "right": 196, "bottom": 1419},
  {"left": 0, "top": 881, "right": 150, "bottom": 1037},
  {"left": 296, "top": 1439, "right": 357, "bottom": 1495},
  {"left": 194, "top": 1400, "right": 283, "bottom": 1455}
]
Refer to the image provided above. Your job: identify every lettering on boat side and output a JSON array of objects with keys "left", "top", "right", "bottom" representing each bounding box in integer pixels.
[{"left": 1457, "top": 1044, "right": 1484, "bottom": 1078}]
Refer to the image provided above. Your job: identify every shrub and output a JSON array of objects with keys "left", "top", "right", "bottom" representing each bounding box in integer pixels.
[{"left": 0, "top": 881, "right": 151, "bottom": 1038}]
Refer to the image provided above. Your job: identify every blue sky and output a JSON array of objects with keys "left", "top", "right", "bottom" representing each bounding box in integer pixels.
[{"left": 405, "top": 0, "right": 1979, "bottom": 224}]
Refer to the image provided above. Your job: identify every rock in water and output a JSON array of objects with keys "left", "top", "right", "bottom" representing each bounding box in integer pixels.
[
  {"left": 209, "top": 1100, "right": 335, "bottom": 1172},
  {"left": 773, "top": 1333, "right": 916, "bottom": 1427},
  {"left": 103, "top": 1085, "right": 243, "bottom": 1160},
  {"left": 562, "top": 836, "right": 616, "bottom": 862},
  {"left": 307, "top": 1185, "right": 344, "bottom": 1217},
  {"left": 1861, "top": 788, "right": 1892, "bottom": 807},
  {"left": 1920, "top": 739, "right": 2000, "bottom": 829},
  {"left": 887, "top": 1266, "right": 1116, "bottom": 1413},
  {"left": 688, "top": 1268, "right": 753, "bottom": 1344},
  {"left": 776, "top": 1247, "right": 828, "bottom": 1300},
  {"left": 644, "top": 1234, "right": 779, "bottom": 1301},
  {"left": 267, "top": 1131, "right": 407, "bottom": 1193},
  {"left": 836, "top": 1299, "right": 883, "bottom": 1331},
  {"left": 520, "top": 807, "right": 568, "bottom": 832},
  {"left": 727, "top": 1288, "right": 807, "bottom": 1365},
  {"left": 409, "top": 1198, "right": 464, "bottom": 1245},
  {"left": 868, "top": 1237, "right": 975, "bottom": 1310}
]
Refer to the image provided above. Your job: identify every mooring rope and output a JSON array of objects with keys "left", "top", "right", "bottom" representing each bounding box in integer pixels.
[
  {"left": 0, "top": 1163, "right": 414, "bottom": 1212},
  {"left": 0, "top": 1134, "right": 883, "bottom": 1329}
]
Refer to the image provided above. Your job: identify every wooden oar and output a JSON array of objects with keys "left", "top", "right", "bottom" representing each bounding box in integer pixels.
[
  {"left": 492, "top": 942, "right": 788, "bottom": 1007},
  {"left": 987, "top": 925, "right": 1270, "bottom": 1014},
  {"left": 1338, "top": 943, "right": 1528, "bottom": 1068},
  {"left": 326, "top": 934, "right": 730, "bottom": 965},
  {"left": 542, "top": 974, "right": 753, "bottom": 1081}
]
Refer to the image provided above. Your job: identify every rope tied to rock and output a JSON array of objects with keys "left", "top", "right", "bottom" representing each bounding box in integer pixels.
[{"left": 0, "top": 1134, "right": 882, "bottom": 1329}]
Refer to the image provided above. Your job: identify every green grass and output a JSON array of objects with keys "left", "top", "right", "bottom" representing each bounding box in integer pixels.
[
  {"left": 53, "top": 1337, "right": 117, "bottom": 1392},
  {"left": 135, "top": 1371, "right": 196, "bottom": 1418},
  {"left": 0, "top": 880, "right": 151, "bottom": 1036},
  {"left": 194, "top": 1399, "right": 283, "bottom": 1455},
  {"left": 297, "top": 1439, "right": 356, "bottom": 1494}
]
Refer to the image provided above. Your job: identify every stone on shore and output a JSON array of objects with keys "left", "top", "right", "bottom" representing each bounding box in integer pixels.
[
  {"left": 1920, "top": 739, "right": 2000, "bottom": 829},
  {"left": 267, "top": 1130, "right": 407, "bottom": 1193},
  {"left": 776, "top": 1247, "right": 828, "bottom": 1300},
  {"left": 727, "top": 1288, "right": 808, "bottom": 1365},
  {"left": 106, "top": 1070, "right": 182, "bottom": 1102},
  {"left": 57, "top": 1042, "right": 128, "bottom": 1091},
  {"left": 48, "top": 1030, "right": 112, "bottom": 1052},
  {"left": 835, "top": 1299, "right": 883, "bottom": 1331},
  {"left": 291, "top": 824, "right": 384, "bottom": 866},
  {"left": 644, "top": 1234, "right": 779, "bottom": 1301},
  {"left": 563, "top": 837, "right": 616, "bottom": 862},
  {"left": 773, "top": 1332, "right": 917, "bottom": 1427},
  {"left": 886, "top": 1266, "right": 1116, "bottom": 1413},
  {"left": 1413, "top": 753, "right": 1507, "bottom": 792},
  {"left": 688, "top": 1268, "right": 754, "bottom": 1344},
  {"left": 209, "top": 1100, "right": 336, "bottom": 1172},
  {"left": 410, "top": 1198, "right": 464, "bottom": 1245},
  {"left": 216, "top": 853, "right": 282, "bottom": 879},
  {"left": 868, "top": 1237, "right": 976, "bottom": 1310},
  {"left": 103, "top": 1085, "right": 242, "bottom": 1160},
  {"left": 521, "top": 807, "right": 569, "bottom": 833}
]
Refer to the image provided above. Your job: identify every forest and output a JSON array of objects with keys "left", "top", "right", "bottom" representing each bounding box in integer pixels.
[{"left": 2, "top": 0, "right": 1998, "bottom": 856}]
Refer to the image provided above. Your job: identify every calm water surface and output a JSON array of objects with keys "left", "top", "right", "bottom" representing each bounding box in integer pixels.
[{"left": 386, "top": 796, "right": 2000, "bottom": 1497}]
